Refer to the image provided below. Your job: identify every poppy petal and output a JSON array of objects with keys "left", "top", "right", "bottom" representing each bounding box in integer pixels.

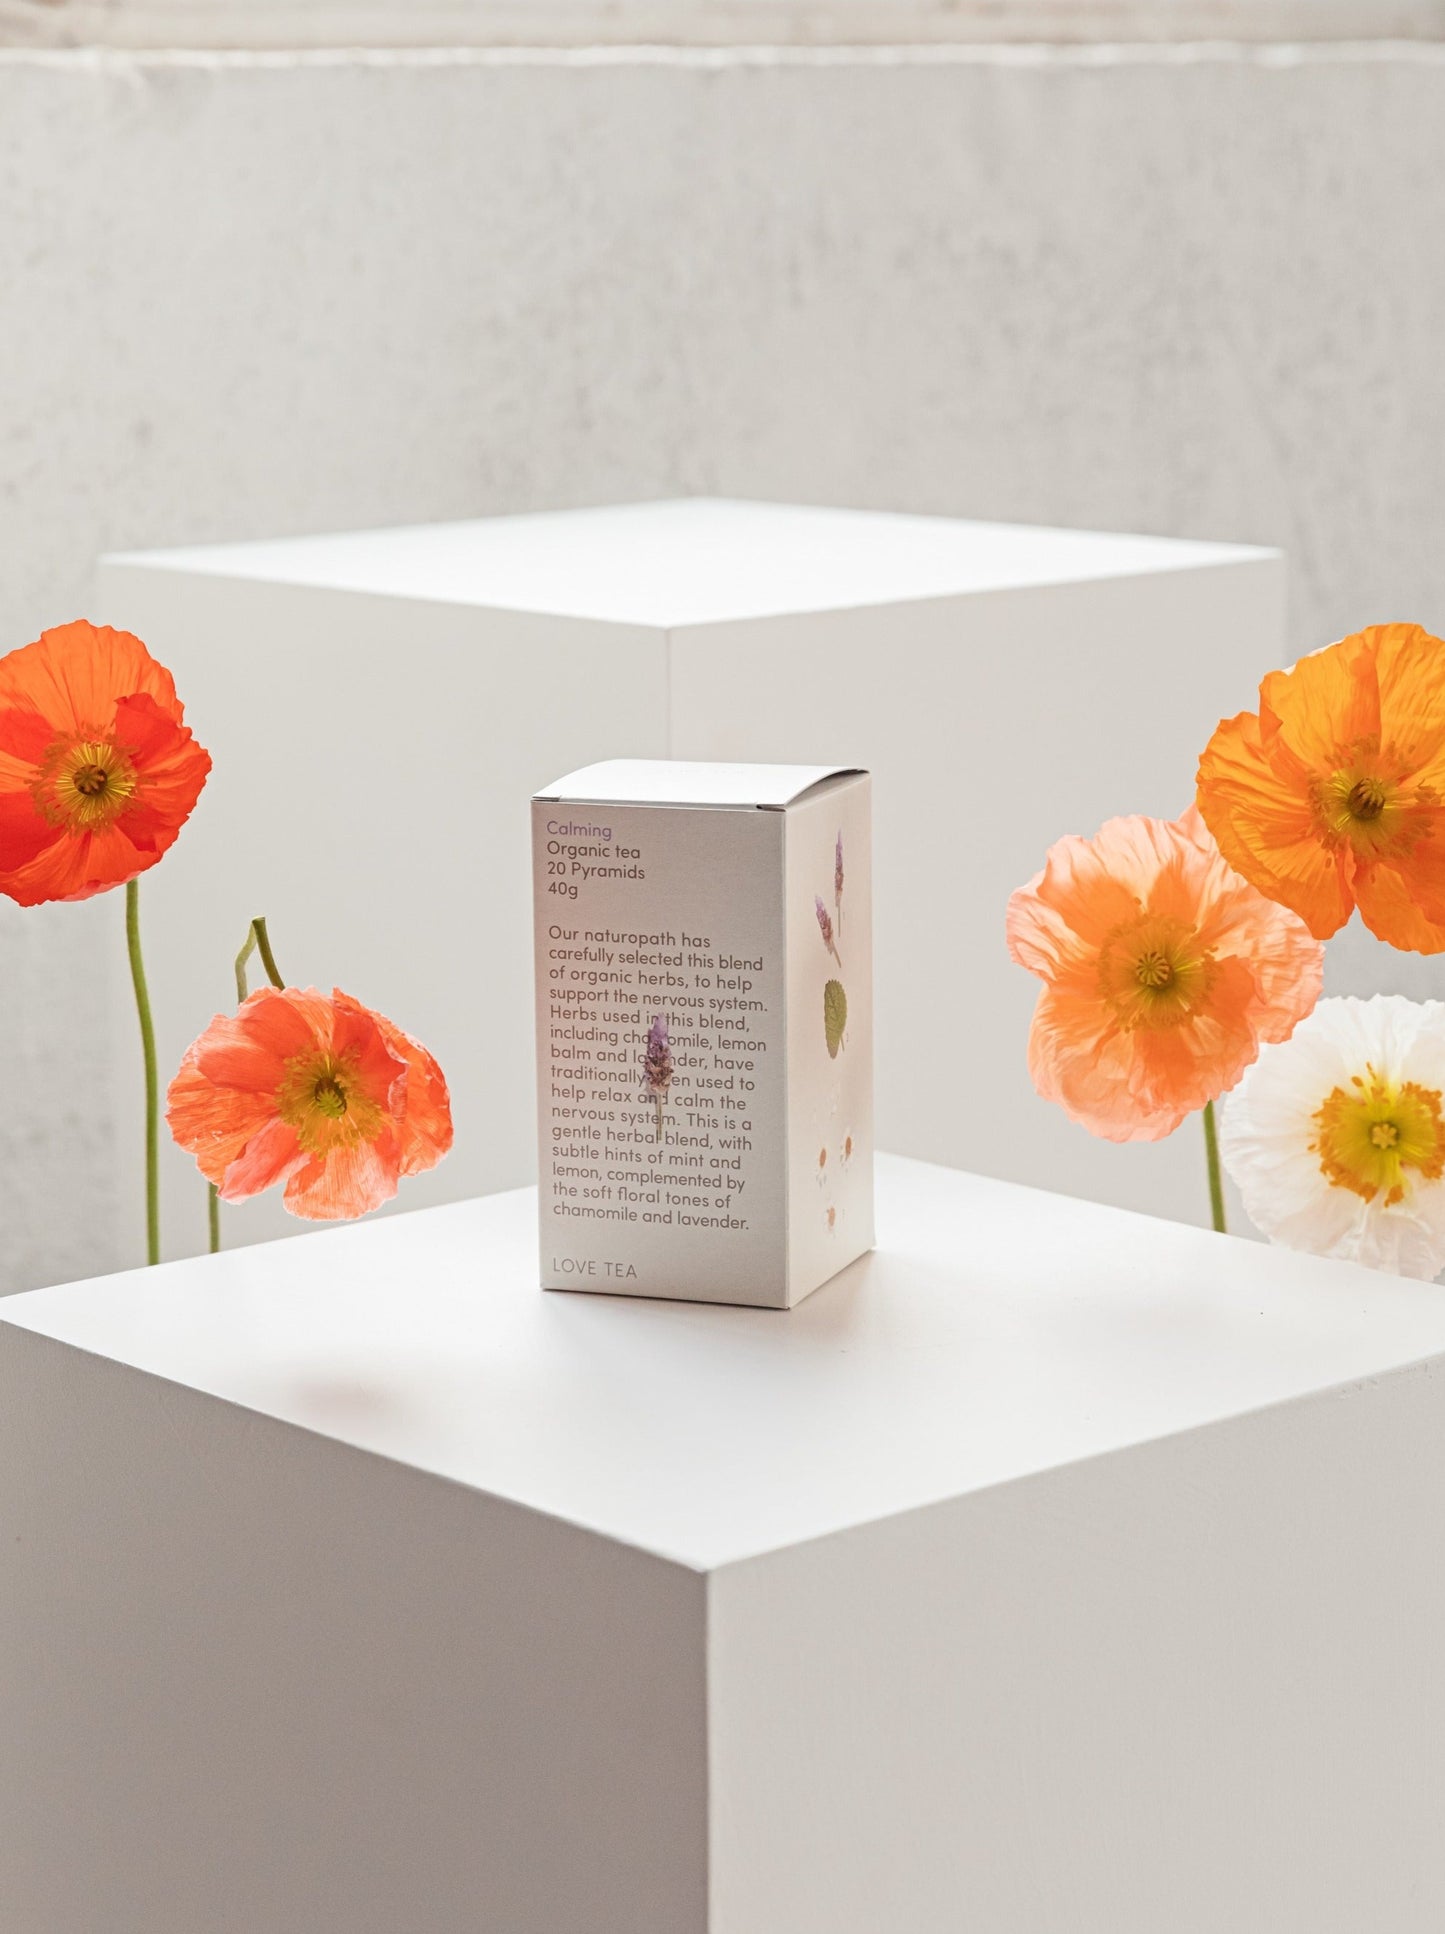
[
  {"left": 1197, "top": 711, "right": 1353, "bottom": 938},
  {"left": 0, "top": 707, "right": 56, "bottom": 766},
  {"left": 283, "top": 1133, "right": 401, "bottom": 1221},
  {"left": 219, "top": 1117, "right": 309, "bottom": 1203}
]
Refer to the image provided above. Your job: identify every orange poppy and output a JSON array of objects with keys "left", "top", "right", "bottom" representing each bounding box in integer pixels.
[
  {"left": 1006, "top": 808, "right": 1323, "bottom": 1142},
  {"left": 167, "top": 985, "right": 453, "bottom": 1221},
  {"left": 0, "top": 620, "right": 211, "bottom": 905},
  {"left": 1196, "top": 623, "right": 1445, "bottom": 952}
]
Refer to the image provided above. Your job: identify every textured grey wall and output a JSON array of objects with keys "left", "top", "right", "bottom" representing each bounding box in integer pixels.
[{"left": 2, "top": 43, "right": 1442, "bottom": 1286}]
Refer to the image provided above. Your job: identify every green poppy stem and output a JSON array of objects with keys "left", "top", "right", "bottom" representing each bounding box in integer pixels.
[
  {"left": 213, "top": 918, "right": 289, "bottom": 1256},
  {"left": 235, "top": 915, "right": 285, "bottom": 1004},
  {"left": 125, "top": 878, "right": 160, "bottom": 1267},
  {"left": 252, "top": 916, "right": 285, "bottom": 991},
  {"left": 1203, "top": 1099, "right": 1227, "bottom": 1235}
]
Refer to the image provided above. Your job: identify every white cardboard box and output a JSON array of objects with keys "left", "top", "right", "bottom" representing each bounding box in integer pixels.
[
  {"left": 3, "top": 1155, "right": 1445, "bottom": 1932},
  {"left": 96, "top": 501, "right": 1282, "bottom": 1266},
  {"left": 533, "top": 759, "right": 873, "bottom": 1307}
]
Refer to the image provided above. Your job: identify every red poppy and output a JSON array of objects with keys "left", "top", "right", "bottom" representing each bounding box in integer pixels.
[{"left": 0, "top": 620, "right": 210, "bottom": 905}]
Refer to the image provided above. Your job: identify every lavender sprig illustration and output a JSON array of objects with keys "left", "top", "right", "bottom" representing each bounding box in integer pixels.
[
  {"left": 835, "top": 830, "right": 845, "bottom": 932},
  {"left": 815, "top": 894, "right": 842, "bottom": 967},
  {"left": 643, "top": 1013, "right": 673, "bottom": 1141}
]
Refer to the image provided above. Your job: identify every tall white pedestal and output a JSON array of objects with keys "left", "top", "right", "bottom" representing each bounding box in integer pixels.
[
  {"left": 3, "top": 1155, "right": 1444, "bottom": 1933},
  {"left": 97, "top": 501, "right": 1282, "bottom": 1265}
]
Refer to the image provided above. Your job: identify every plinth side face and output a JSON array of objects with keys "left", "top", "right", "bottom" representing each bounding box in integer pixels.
[
  {"left": 0, "top": 1325, "right": 711, "bottom": 1934},
  {"left": 533, "top": 799, "right": 788, "bottom": 1305}
]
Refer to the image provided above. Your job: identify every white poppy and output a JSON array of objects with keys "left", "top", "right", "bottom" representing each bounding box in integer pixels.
[{"left": 1221, "top": 995, "right": 1445, "bottom": 1280}]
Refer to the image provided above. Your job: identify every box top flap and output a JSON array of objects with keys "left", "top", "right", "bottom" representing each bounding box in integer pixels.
[{"left": 535, "top": 759, "right": 865, "bottom": 811}]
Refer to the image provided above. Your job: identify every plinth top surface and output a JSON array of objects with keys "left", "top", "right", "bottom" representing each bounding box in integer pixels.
[
  {"left": 103, "top": 497, "right": 1272, "bottom": 629},
  {"left": 7, "top": 1157, "right": 1445, "bottom": 1571}
]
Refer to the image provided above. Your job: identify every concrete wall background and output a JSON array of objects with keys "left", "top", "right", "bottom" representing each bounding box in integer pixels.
[{"left": 2, "top": 43, "right": 1443, "bottom": 1288}]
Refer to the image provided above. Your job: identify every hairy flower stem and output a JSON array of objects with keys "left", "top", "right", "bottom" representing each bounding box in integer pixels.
[
  {"left": 215, "top": 917, "right": 290, "bottom": 1253},
  {"left": 125, "top": 878, "right": 160, "bottom": 1267},
  {"left": 1203, "top": 1099, "right": 1227, "bottom": 1235}
]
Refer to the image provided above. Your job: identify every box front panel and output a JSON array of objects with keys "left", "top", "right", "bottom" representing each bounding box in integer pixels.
[{"left": 534, "top": 802, "right": 787, "bottom": 1305}]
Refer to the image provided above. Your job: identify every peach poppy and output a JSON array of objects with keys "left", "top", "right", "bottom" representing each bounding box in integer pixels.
[
  {"left": 167, "top": 985, "right": 453, "bottom": 1221},
  {"left": 0, "top": 620, "right": 211, "bottom": 906},
  {"left": 1197, "top": 623, "right": 1445, "bottom": 952},
  {"left": 1006, "top": 808, "right": 1323, "bottom": 1142}
]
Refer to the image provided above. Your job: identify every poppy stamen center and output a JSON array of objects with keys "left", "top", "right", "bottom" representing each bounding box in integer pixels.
[
  {"left": 32, "top": 736, "right": 141, "bottom": 832},
  {"left": 278, "top": 1046, "right": 386, "bottom": 1154},
  {"left": 312, "top": 1075, "right": 348, "bottom": 1119},
  {"left": 1316, "top": 755, "right": 1413, "bottom": 855},
  {"left": 1098, "top": 913, "right": 1216, "bottom": 1031},
  {"left": 73, "top": 763, "right": 110, "bottom": 798},
  {"left": 1311, "top": 1066, "right": 1445, "bottom": 1205},
  {"left": 1347, "top": 776, "right": 1388, "bottom": 822}
]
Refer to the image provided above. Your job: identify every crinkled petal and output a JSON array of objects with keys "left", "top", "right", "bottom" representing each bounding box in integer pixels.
[
  {"left": 1354, "top": 848, "right": 1445, "bottom": 955},
  {"left": 195, "top": 987, "right": 324, "bottom": 1093},
  {"left": 219, "top": 1117, "right": 309, "bottom": 1204},
  {"left": 1197, "top": 711, "right": 1352, "bottom": 939},
  {"left": 0, "top": 622, "right": 183, "bottom": 741},
  {"left": 283, "top": 1132, "right": 401, "bottom": 1221},
  {"left": 373, "top": 1011, "right": 455, "bottom": 1175},
  {"left": 1257, "top": 634, "right": 1379, "bottom": 771},
  {"left": 1027, "top": 987, "right": 1187, "bottom": 1143},
  {"left": 1371, "top": 624, "right": 1445, "bottom": 780}
]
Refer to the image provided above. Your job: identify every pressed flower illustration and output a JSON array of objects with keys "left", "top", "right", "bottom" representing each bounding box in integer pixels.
[
  {"left": 823, "top": 978, "right": 848, "bottom": 1059},
  {"left": 840, "top": 1129, "right": 855, "bottom": 1169},
  {"left": 835, "top": 830, "right": 845, "bottom": 931},
  {"left": 0, "top": 619, "right": 212, "bottom": 1265},
  {"left": 1197, "top": 623, "right": 1445, "bottom": 952},
  {"left": 643, "top": 1013, "right": 673, "bottom": 1140},
  {"left": 1006, "top": 807, "right": 1323, "bottom": 1154},
  {"left": 1222, "top": 996, "right": 1445, "bottom": 1279},
  {"left": 817, "top": 1145, "right": 828, "bottom": 1187},
  {"left": 168, "top": 979, "right": 452, "bottom": 1222},
  {"left": 815, "top": 894, "right": 841, "bottom": 967}
]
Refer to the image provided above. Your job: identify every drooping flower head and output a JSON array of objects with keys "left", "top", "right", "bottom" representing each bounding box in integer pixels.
[
  {"left": 167, "top": 985, "right": 452, "bottom": 1221},
  {"left": 1197, "top": 623, "right": 1445, "bottom": 953},
  {"left": 0, "top": 620, "right": 211, "bottom": 905},
  {"left": 1222, "top": 996, "right": 1445, "bottom": 1279},
  {"left": 1006, "top": 807, "right": 1323, "bottom": 1143}
]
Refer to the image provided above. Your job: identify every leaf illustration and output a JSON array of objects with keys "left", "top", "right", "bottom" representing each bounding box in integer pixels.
[{"left": 823, "top": 978, "right": 847, "bottom": 1059}]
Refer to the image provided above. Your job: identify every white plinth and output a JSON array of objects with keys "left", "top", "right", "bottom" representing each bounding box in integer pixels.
[
  {"left": 4, "top": 1155, "right": 1445, "bottom": 1933},
  {"left": 96, "top": 500, "right": 1282, "bottom": 1267}
]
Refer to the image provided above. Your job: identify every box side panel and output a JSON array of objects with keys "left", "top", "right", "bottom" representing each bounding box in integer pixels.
[
  {"left": 0, "top": 1325, "right": 708, "bottom": 1934},
  {"left": 533, "top": 800, "right": 787, "bottom": 1305},
  {"left": 668, "top": 557, "right": 1287, "bottom": 1231},
  {"left": 707, "top": 1357, "right": 1445, "bottom": 1934},
  {"left": 785, "top": 774, "right": 874, "bottom": 1303},
  {"left": 94, "top": 561, "right": 668, "bottom": 1270}
]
